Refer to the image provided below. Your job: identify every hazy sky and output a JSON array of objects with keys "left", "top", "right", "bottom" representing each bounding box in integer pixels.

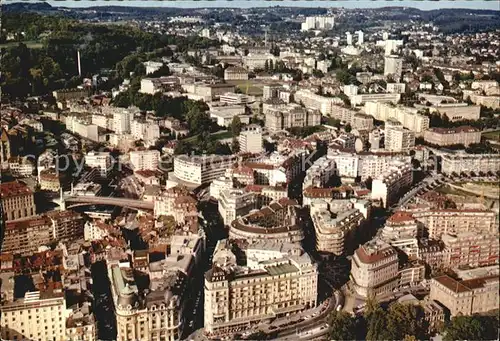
[{"left": 9, "top": 0, "right": 500, "bottom": 11}]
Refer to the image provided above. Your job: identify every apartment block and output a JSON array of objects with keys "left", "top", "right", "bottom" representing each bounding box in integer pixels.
[
  {"left": 129, "top": 150, "right": 160, "bottom": 171},
  {"left": 0, "top": 181, "right": 36, "bottom": 222},
  {"left": 430, "top": 275, "right": 499, "bottom": 316},
  {"left": 294, "top": 89, "right": 340, "bottom": 115},
  {"left": 350, "top": 239, "right": 399, "bottom": 298},
  {"left": 371, "top": 162, "right": 413, "bottom": 208},
  {"left": 229, "top": 198, "right": 304, "bottom": 243},
  {"left": 384, "top": 119, "right": 415, "bottom": 152},
  {"left": 364, "top": 102, "right": 430, "bottom": 135},
  {"left": 265, "top": 103, "right": 321, "bottom": 132},
  {"left": 440, "top": 153, "right": 500, "bottom": 175},
  {"left": 239, "top": 124, "right": 263, "bottom": 154},
  {"left": 441, "top": 232, "right": 499, "bottom": 268},
  {"left": 424, "top": 126, "right": 481, "bottom": 147},
  {"left": 173, "top": 154, "right": 238, "bottom": 185},
  {"left": 85, "top": 151, "right": 113, "bottom": 178},
  {"left": 204, "top": 239, "right": 318, "bottom": 335},
  {"left": 311, "top": 199, "right": 367, "bottom": 256},
  {"left": 218, "top": 189, "right": 258, "bottom": 226}
]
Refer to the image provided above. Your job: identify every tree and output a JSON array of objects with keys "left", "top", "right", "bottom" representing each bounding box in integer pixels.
[
  {"left": 174, "top": 140, "right": 192, "bottom": 155},
  {"left": 312, "top": 69, "right": 324, "bottom": 78},
  {"left": 149, "top": 64, "right": 171, "bottom": 77},
  {"left": 264, "top": 60, "right": 269, "bottom": 72},
  {"left": 231, "top": 138, "right": 240, "bottom": 153},
  {"left": 444, "top": 315, "right": 499, "bottom": 341},
  {"left": 345, "top": 123, "right": 352, "bottom": 133},
  {"left": 230, "top": 116, "right": 242, "bottom": 137},
  {"left": 269, "top": 59, "right": 274, "bottom": 72},
  {"left": 328, "top": 311, "right": 357, "bottom": 341}
]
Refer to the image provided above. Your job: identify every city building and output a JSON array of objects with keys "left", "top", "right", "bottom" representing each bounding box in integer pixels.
[
  {"left": 351, "top": 93, "right": 401, "bottom": 107},
  {"left": 173, "top": 154, "right": 238, "bottom": 185},
  {"left": 352, "top": 113, "right": 374, "bottom": 131},
  {"left": 371, "top": 162, "right": 413, "bottom": 208},
  {"left": 0, "top": 181, "right": 36, "bottom": 221},
  {"left": 410, "top": 209, "right": 497, "bottom": 239},
  {"left": 229, "top": 198, "right": 304, "bottom": 243},
  {"left": 380, "top": 211, "right": 420, "bottom": 258},
  {"left": 239, "top": 124, "right": 263, "bottom": 154},
  {"left": 384, "top": 55, "right": 403, "bottom": 79},
  {"left": 427, "top": 103, "right": 481, "bottom": 122},
  {"left": 219, "top": 92, "right": 253, "bottom": 106},
  {"left": 144, "top": 61, "right": 164, "bottom": 75},
  {"left": 1, "top": 288, "right": 69, "bottom": 341},
  {"left": 441, "top": 232, "right": 499, "bottom": 268},
  {"left": 424, "top": 126, "right": 481, "bottom": 147},
  {"left": 204, "top": 239, "right": 318, "bottom": 335},
  {"left": 301, "top": 16, "right": 335, "bottom": 31},
  {"left": 384, "top": 119, "right": 415, "bottom": 152},
  {"left": 310, "top": 199, "right": 368, "bottom": 256},
  {"left": 265, "top": 103, "right": 321, "bottom": 132},
  {"left": 3, "top": 215, "right": 53, "bottom": 254},
  {"left": 386, "top": 83, "right": 407, "bottom": 94},
  {"left": 294, "top": 89, "right": 340, "bottom": 115},
  {"left": 7, "top": 156, "right": 35, "bottom": 177},
  {"left": 224, "top": 66, "right": 249, "bottom": 81},
  {"left": 129, "top": 150, "right": 160, "bottom": 171},
  {"left": 85, "top": 151, "right": 113, "bottom": 178},
  {"left": 218, "top": 189, "right": 258, "bottom": 226},
  {"left": 364, "top": 102, "right": 430, "bottom": 135},
  {"left": 52, "top": 88, "right": 89, "bottom": 101},
  {"left": 350, "top": 239, "right": 399, "bottom": 298},
  {"left": 430, "top": 275, "right": 499, "bottom": 316},
  {"left": 440, "top": 152, "right": 500, "bottom": 175},
  {"left": 303, "top": 155, "right": 338, "bottom": 189},
  {"left": 39, "top": 169, "right": 67, "bottom": 192},
  {"left": 131, "top": 119, "right": 161, "bottom": 144},
  {"left": 113, "top": 110, "right": 135, "bottom": 134}
]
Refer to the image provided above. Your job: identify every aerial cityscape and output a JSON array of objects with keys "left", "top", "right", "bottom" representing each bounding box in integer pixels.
[{"left": 0, "top": 1, "right": 499, "bottom": 341}]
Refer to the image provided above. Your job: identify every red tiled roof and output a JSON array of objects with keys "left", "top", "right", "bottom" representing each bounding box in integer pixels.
[{"left": 0, "top": 181, "right": 33, "bottom": 198}]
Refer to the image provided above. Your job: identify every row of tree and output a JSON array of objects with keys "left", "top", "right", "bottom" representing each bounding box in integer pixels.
[{"left": 328, "top": 296, "right": 499, "bottom": 341}]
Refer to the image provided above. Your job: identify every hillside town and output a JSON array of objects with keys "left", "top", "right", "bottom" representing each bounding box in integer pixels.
[{"left": 0, "top": 3, "right": 499, "bottom": 341}]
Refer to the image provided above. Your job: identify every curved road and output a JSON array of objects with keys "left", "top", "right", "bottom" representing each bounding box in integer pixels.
[{"left": 61, "top": 195, "right": 154, "bottom": 210}]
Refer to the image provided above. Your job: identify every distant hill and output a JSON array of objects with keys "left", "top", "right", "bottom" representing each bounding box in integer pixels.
[{"left": 3, "top": 2, "right": 57, "bottom": 13}]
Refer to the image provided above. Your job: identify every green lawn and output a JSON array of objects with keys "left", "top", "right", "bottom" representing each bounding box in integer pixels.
[
  {"left": 0, "top": 40, "right": 43, "bottom": 49},
  {"left": 482, "top": 130, "right": 500, "bottom": 142},
  {"left": 182, "top": 130, "right": 233, "bottom": 143}
]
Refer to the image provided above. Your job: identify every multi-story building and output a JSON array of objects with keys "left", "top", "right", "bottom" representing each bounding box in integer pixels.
[
  {"left": 219, "top": 92, "right": 252, "bottom": 106},
  {"left": 380, "top": 211, "right": 420, "bottom": 257},
  {"left": 263, "top": 84, "right": 283, "bottom": 101},
  {"left": 46, "top": 210, "right": 84, "bottom": 243},
  {"left": 423, "top": 126, "right": 481, "bottom": 147},
  {"left": 430, "top": 275, "right": 499, "bottom": 316},
  {"left": 352, "top": 113, "right": 374, "bottom": 131},
  {"left": 441, "top": 232, "right": 499, "bottom": 268},
  {"left": 113, "top": 110, "right": 135, "bottom": 134},
  {"left": 327, "top": 149, "right": 412, "bottom": 181},
  {"left": 411, "top": 209, "right": 498, "bottom": 239},
  {"left": 8, "top": 156, "right": 35, "bottom": 177},
  {"left": 153, "top": 186, "right": 198, "bottom": 228},
  {"left": 242, "top": 53, "right": 277, "bottom": 71},
  {"left": 384, "top": 55, "right": 403, "bottom": 79},
  {"left": 224, "top": 66, "right": 249, "bottom": 81},
  {"left": 229, "top": 198, "right": 304, "bottom": 243},
  {"left": 371, "top": 162, "right": 413, "bottom": 208},
  {"left": 204, "top": 239, "right": 318, "bottom": 335},
  {"left": 294, "top": 89, "right": 340, "bottom": 115},
  {"left": 131, "top": 119, "right": 161, "bottom": 143},
  {"left": 0, "top": 181, "right": 36, "bottom": 221},
  {"left": 144, "top": 61, "right": 164, "bottom": 75},
  {"left": 265, "top": 103, "right": 321, "bottom": 132},
  {"left": 109, "top": 264, "right": 189, "bottom": 341},
  {"left": 65, "top": 116, "right": 100, "bottom": 142},
  {"left": 129, "top": 150, "right": 160, "bottom": 171},
  {"left": 3, "top": 215, "right": 53, "bottom": 254},
  {"left": 303, "top": 155, "right": 338, "bottom": 188},
  {"left": 301, "top": 16, "right": 335, "bottom": 31},
  {"left": 239, "top": 124, "right": 263, "bottom": 154},
  {"left": 39, "top": 169, "right": 68, "bottom": 192},
  {"left": 218, "top": 189, "right": 258, "bottom": 226},
  {"left": 384, "top": 119, "right": 415, "bottom": 152},
  {"left": 85, "top": 151, "right": 113, "bottom": 178},
  {"left": 350, "top": 239, "right": 399, "bottom": 298},
  {"left": 91, "top": 113, "right": 113, "bottom": 130},
  {"left": 440, "top": 152, "right": 500, "bottom": 175},
  {"left": 351, "top": 93, "right": 401, "bottom": 107},
  {"left": 1, "top": 289, "right": 69, "bottom": 341},
  {"left": 386, "top": 83, "right": 406, "bottom": 94},
  {"left": 52, "top": 88, "right": 89, "bottom": 101},
  {"left": 173, "top": 154, "right": 238, "bottom": 185},
  {"left": 311, "top": 199, "right": 368, "bottom": 256},
  {"left": 364, "top": 102, "right": 430, "bottom": 135},
  {"left": 428, "top": 103, "right": 481, "bottom": 122}
]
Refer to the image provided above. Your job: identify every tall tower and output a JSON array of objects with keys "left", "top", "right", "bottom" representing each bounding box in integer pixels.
[
  {"left": 356, "top": 30, "right": 364, "bottom": 45},
  {"left": 77, "top": 50, "right": 82, "bottom": 77},
  {"left": 346, "top": 32, "right": 353, "bottom": 46},
  {"left": 264, "top": 27, "right": 268, "bottom": 48}
]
